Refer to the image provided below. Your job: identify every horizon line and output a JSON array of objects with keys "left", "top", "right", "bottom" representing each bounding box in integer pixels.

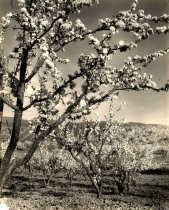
[{"left": 2, "top": 116, "right": 169, "bottom": 127}]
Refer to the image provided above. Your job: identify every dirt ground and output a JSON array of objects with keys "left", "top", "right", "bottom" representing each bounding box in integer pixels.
[{"left": 0, "top": 170, "right": 169, "bottom": 210}]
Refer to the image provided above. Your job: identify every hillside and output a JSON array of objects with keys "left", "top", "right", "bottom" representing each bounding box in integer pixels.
[
  {"left": 0, "top": 117, "right": 169, "bottom": 169},
  {"left": 1, "top": 117, "right": 169, "bottom": 144}
]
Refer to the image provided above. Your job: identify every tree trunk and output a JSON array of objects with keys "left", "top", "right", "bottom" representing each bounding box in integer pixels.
[
  {"left": 0, "top": 99, "right": 3, "bottom": 131},
  {"left": 0, "top": 108, "right": 24, "bottom": 195},
  {"left": 114, "top": 170, "right": 127, "bottom": 194},
  {"left": 68, "top": 149, "right": 103, "bottom": 199},
  {"left": 115, "top": 180, "right": 126, "bottom": 194},
  {"left": 0, "top": 50, "right": 4, "bottom": 132},
  {"left": 0, "top": 48, "right": 28, "bottom": 194},
  {"left": 0, "top": 99, "right": 3, "bottom": 167},
  {"left": 0, "top": 51, "right": 4, "bottom": 167},
  {"left": 0, "top": 159, "right": 17, "bottom": 195},
  {"left": 90, "top": 176, "right": 103, "bottom": 199},
  {"left": 95, "top": 183, "right": 102, "bottom": 199}
]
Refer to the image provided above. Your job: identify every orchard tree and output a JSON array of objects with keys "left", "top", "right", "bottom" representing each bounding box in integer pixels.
[
  {"left": 56, "top": 103, "right": 124, "bottom": 198},
  {"left": 108, "top": 128, "right": 154, "bottom": 194},
  {"left": 27, "top": 141, "right": 63, "bottom": 187},
  {"left": 56, "top": 103, "right": 154, "bottom": 197},
  {"left": 0, "top": 0, "right": 169, "bottom": 193},
  {"left": 56, "top": 148, "right": 81, "bottom": 185},
  {"left": 105, "top": 124, "right": 169, "bottom": 194},
  {"left": 28, "top": 140, "right": 80, "bottom": 187}
]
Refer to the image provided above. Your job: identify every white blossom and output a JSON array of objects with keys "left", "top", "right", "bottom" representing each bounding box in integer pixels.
[
  {"left": 146, "top": 14, "right": 152, "bottom": 20},
  {"left": 6, "top": 12, "right": 13, "bottom": 18},
  {"left": 40, "top": 20, "right": 49, "bottom": 27},
  {"left": 156, "top": 26, "right": 167, "bottom": 33},
  {"left": 109, "top": 26, "right": 116, "bottom": 32},
  {"left": 0, "top": 90, "right": 8, "bottom": 94},
  {"left": 1, "top": 15, "right": 11, "bottom": 27},
  {"left": 118, "top": 40, "right": 125, "bottom": 46},
  {"left": 49, "top": 32, "right": 55, "bottom": 37},
  {"left": 132, "top": 22, "right": 139, "bottom": 28},
  {"left": 116, "top": 20, "right": 125, "bottom": 28},
  {"left": 88, "top": 34, "right": 100, "bottom": 46},
  {"left": 143, "top": 73, "right": 147, "bottom": 78},
  {"left": 42, "top": 51, "right": 50, "bottom": 59},
  {"left": 18, "top": 0, "right": 25, "bottom": 4},
  {"left": 41, "top": 46, "right": 48, "bottom": 52},
  {"left": 0, "top": 36, "right": 4, "bottom": 43},
  {"left": 61, "top": 22, "right": 72, "bottom": 30},
  {"left": 102, "top": 48, "right": 108, "bottom": 54},
  {"left": 138, "top": 10, "right": 145, "bottom": 18},
  {"left": 75, "top": 19, "right": 86, "bottom": 31},
  {"left": 45, "top": 59, "right": 55, "bottom": 69},
  {"left": 20, "top": 7, "right": 27, "bottom": 13}
]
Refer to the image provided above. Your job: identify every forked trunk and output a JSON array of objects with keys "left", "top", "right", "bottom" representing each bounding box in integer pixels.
[
  {"left": 95, "top": 183, "right": 102, "bottom": 199},
  {"left": 69, "top": 149, "right": 103, "bottom": 199},
  {"left": 91, "top": 178, "right": 103, "bottom": 199}
]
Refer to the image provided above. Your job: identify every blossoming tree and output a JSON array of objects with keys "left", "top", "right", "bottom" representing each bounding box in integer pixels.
[
  {"left": 56, "top": 103, "right": 122, "bottom": 198},
  {"left": 0, "top": 0, "right": 169, "bottom": 193},
  {"left": 56, "top": 103, "right": 155, "bottom": 198},
  {"left": 107, "top": 128, "right": 154, "bottom": 194},
  {"left": 28, "top": 140, "right": 80, "bottom": 187}
]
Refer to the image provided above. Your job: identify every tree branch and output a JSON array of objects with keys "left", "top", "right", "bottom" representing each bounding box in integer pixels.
[
  {"left": 27, "top": 14, "right": 63, "bottom": 50},
  {"left": 24, "top": 57, "right": 44, "bottom": 83},
  {"left": 0, "top": 94, "right": 19, "bottom": 111}
]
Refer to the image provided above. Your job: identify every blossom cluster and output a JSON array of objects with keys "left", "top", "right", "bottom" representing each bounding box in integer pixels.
[{"left": 0, "top": 12, "right": 13, "bottom": 44}]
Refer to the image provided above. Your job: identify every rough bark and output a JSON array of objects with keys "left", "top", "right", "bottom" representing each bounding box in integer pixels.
[
  {"left": 0, "top": 51, "right": 4, "bottom": 132},
  {"left": 0, "top": 94, "right": 3, "bottom": 168},
  {"left": 0, "top": 48, "right": 28, "bottom": 194},
  {"left": 93, "top": 181, "right": 102, "bottom": 199},
  {"left": 0, "top": 99, "right": 3, "bottom": 131},
  {"left": 0, "top": 51, "right": 5, "bottom": 169}
]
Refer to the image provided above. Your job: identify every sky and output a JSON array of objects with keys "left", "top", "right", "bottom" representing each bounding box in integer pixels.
[{"left": 0, "top": 0, "right": 169, "bottom": 125}]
